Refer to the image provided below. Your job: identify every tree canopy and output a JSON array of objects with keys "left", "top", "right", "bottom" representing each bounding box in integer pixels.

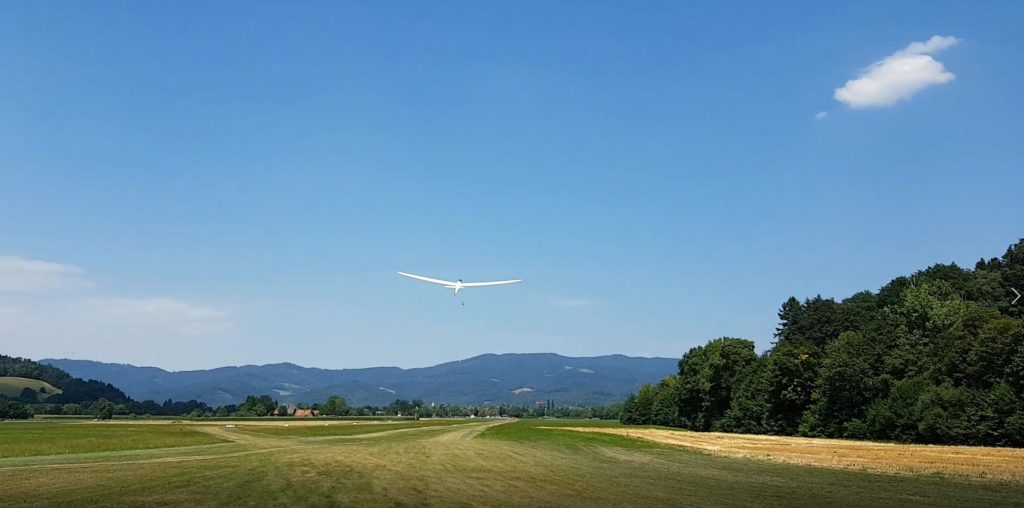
[{"left": 623, "top": 239, "right": 1024, "bottom": 446}]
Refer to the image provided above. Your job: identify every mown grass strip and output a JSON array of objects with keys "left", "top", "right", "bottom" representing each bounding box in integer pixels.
[
  {"left": 0, "top": 422, "right": 227, "bottom": 458},
  {"left": 237, "top": 418, "right": 475, "bottom": 437}
]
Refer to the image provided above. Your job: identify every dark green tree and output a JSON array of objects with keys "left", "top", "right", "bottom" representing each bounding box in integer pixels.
[
  {"left": 91, "top": 398, "right": 116, "bottom": 420},
  {"left": 0, "top": 399, "right": 33, "bottom": 419},
  {"left": 677, "top": 338, "right": 758, "bottom": 431},
  {"left": 321, "top": 395, "right": 350, "bottom": 416},
  {"left": 18, "top": 387, "right": 37, "bottom": 403},
  {"left": 801, "top": 331, "right": 886, "bottom": 437}
]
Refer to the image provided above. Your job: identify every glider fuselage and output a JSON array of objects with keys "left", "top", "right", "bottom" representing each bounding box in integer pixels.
[{"left": 444, "top": 279, "right": 464, "bottom": 295}]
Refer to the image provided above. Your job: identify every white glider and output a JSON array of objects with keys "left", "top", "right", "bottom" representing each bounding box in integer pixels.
[{"left": 397, "top": 272, "right": 522, "bottom": 296}]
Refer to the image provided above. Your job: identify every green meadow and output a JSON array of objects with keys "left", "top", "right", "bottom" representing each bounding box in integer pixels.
[
  {"left": 0, "top": 419, "right": 1022, "bottom": 507},
  {"left": 0, "top": 377, "right": 62, "bottom": 400},
  {"left": 0, "top": 422, "right": 225, "bottom": 458}
]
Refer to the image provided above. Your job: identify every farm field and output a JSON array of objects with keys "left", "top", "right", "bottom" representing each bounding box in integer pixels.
[{"left": 0, "top": 419, "right": 1022, "bottom": 507}]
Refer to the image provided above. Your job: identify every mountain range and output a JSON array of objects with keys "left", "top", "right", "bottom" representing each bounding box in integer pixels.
[{"left": 42, "top": 353, "right": 678, "bottom": 407}]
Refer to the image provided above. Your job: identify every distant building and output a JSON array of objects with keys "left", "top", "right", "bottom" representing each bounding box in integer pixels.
[{"left": 293, "top": 409, "right": 320, "bottom": 417}]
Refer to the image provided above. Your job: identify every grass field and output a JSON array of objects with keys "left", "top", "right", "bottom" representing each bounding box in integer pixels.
[
  {"left": 1, "top": 419, "right": 1022, "bottom": 507},
  {"left": 0, "top": 422, "right": 226, "bottom": 458},
  {"left": 0, "top": 376, "right": 62, "bottom": 400}
]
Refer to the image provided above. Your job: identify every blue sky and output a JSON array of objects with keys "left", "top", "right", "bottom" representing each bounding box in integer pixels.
[{"left": 1, "top": 2, "right": 1022, "bottom": 370}]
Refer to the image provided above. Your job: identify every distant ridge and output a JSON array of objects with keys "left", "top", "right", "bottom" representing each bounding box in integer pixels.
[{"left": 42, "top": 353, "right": 678, "bottom": 407}]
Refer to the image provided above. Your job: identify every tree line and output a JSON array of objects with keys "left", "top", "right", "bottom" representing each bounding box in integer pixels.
[
  {"left": 622, "top": 239, "right": 1024, "bottom": 446},
  {"left": 3, "top": 390, "right": 622, "bottom": 421}
]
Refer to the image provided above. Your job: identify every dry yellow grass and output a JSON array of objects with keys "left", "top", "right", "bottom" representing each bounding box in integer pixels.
[{"left": 552, "top": 427, "right": 1024, "bottom": 481}]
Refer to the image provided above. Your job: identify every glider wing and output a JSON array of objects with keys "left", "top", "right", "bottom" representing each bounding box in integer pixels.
[
  {"left": 459, "top": 279, "right": 522, "bottom": 287},
  {"left": 397, "top": 272, "right": 457, "bottom": 286}
]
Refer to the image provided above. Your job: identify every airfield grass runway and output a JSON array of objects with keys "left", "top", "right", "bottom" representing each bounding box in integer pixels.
[{"left": 1, "top": 419, "right": 1023, "bottom": 507}]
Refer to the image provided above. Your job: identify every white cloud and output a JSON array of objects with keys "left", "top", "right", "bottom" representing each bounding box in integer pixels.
[
  {"left": 815, "top": 111, "right": 828, "bottom": 120},
  {"left": 0, "top": 253, "right": 235, "bottom": 367},
  {"left": 550, "top": 297, "right": 596, "bottom": 308},
  {"left": 0, "top": 297, "right": 234, "bottom": 366},
  {"left": 834, "top": 35, "right": 959, "bottom": 108},
  {"left": 0, "top": 255, "right": 90, "bottom": 292},
  {"left": 81, "top": 298, "right": 232, "bottom": 337},
  {"left": 902, "top": 35, "right": 960, "bottom": 55}
]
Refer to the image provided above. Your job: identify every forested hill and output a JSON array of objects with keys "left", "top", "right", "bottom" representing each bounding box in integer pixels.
[
  {"left": 623, "top": 238, "right": 1024, "bottom": 447},
  {"left": 0, "top": 355, "right": 130, "bottom": 404},
  {"left": 43, "top": 353, "right": 677, "bottom": 407}
]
